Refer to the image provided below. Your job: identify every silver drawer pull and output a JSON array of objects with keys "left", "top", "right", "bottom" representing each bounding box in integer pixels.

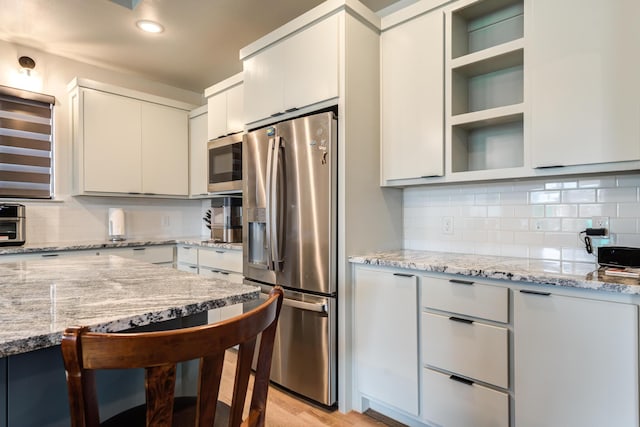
[
  {"left": 449, "top": 279, "right": 474, "bottom": 285},
  {"left": 393, "top": 273, "right": 415, "bottom": 278},
  {"left": 449, "top": 316, "right": 474, "bottom": 325},
  {"left": 449, "top": 375, "right": 474, "bottom": 386},
  {"left": 520, "top": 289, "right": 551, "bottom": 296}
]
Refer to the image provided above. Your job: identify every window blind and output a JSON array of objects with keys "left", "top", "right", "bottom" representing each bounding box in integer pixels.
[{"left": 0, "top": 85, "right": 55, "bottom": 199}]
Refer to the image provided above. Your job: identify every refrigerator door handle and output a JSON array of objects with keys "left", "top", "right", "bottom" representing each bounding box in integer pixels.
[
  {"left": 265, "top": 136, "right": 275, "bottom": 271},
  {"left": 281, "top": 297, "right": 328, "bottom": 314},
  {"left": 270, "top": 136, "right": 283, "bottom": 270}
]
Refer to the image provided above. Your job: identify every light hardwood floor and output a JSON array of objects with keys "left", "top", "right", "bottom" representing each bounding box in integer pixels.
[{"left": 219, "top": 350, "right": 404, "bottom": 427}]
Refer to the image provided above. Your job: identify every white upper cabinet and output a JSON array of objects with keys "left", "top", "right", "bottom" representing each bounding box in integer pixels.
[
  {"left": 205, "top": 73, "right": 244, "bottom": 140},
  {"left": 381, "top": 10, "right": 444, "bottom": 183},
  {"left": 82, "top": 89, "right": 142, "bottom": 193},
  {"left": 69, "top": 78, "right": 193, "bottom": 197},
  {"left": 189, "top": 106, "right": 208, "bottom": 197},
  {"left": 242, "top": 13, "right": 339, "bottom": 124},
  {"left": 141, "top": 102, "right": 188, "bottom": 196},
  {"left": 530, "top": 0, "right": 640, "bottom": 168}
]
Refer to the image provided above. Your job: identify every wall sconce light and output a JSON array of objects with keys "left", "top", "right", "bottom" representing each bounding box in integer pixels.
[{"left": 18, "top": 56, "right": 36, "bottom": 76}]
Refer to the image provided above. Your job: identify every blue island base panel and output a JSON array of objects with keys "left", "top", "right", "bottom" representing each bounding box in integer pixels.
[{"left": 5, "top": 315, "right": 203, "bottom": 427}]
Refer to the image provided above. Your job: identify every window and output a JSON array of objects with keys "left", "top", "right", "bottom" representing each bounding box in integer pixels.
[{"left": 0, "top": 85, "right": 54, "bottom": 199}]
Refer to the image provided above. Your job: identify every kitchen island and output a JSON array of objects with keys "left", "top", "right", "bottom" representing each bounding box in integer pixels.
[{"left": 0, "top": 255, "right": 258, "bottom": 427}]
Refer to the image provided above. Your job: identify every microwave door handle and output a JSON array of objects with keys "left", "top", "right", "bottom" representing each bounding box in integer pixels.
[
  {"left": 270, "top": 136, "right": 283, "bottom": 271},
  {"left": 265, "top": 136, "right": 275, "bottom": 271}
]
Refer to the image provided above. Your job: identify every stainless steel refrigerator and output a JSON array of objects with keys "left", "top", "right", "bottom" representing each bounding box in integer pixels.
[{"left": 242, "top": 110, "right": 337, "bottom": 407}]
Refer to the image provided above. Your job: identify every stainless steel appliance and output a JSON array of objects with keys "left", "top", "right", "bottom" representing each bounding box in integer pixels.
[
  {"left": 0, "top": 203, "right": 25, "bottom": 246},
  {"left": 207, "top": 196, "right": 242, "bottom": 243},
  {"left": 207, "top": 132, "right": 243, "bottom": 193},
  {"left": 243, "top": 110, "right": 337, "bottom": 407}
]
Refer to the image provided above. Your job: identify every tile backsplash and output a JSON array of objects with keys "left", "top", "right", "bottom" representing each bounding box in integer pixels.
[{"left": 403, "top": 173, "right": 640, "bottom": 265}]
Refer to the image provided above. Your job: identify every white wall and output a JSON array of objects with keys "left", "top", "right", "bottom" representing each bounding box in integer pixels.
[
  {"left": 0, "top": 40, "right": 209, "bottom": 244},
  {"left": 404, "top": 172, "right": 640, "bottom": 268}
]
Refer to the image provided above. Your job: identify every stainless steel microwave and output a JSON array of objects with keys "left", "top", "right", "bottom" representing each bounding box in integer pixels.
[{"left": 208, "top": 132, "right": 243, "bottom": 193}]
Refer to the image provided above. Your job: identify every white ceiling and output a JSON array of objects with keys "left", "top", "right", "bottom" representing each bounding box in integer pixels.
[{"left": 0, "top": 0, "right": 401, "bottom": 94}]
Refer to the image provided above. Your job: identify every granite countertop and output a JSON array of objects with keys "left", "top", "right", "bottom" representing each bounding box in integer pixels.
[
  {"left": 350, "top": 249, "right": 640, "bottom": 295},
  {"left": 0, "top": 236, "right": 243, "bottom": 256},
  {"left": 0, "top": 255, "right": 258, "bottom": 357}
]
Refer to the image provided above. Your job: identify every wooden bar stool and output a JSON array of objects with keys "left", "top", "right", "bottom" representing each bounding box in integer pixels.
[{"left": 61, "top": 287, "right": 283, "bottom": 427}]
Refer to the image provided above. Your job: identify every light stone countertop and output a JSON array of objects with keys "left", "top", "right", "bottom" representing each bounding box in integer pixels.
[
  {"left": 0, "top": 236, "right": 242, "bottom": 256},
  {"left": 0, "top": 255, "right": 258, "bottom": 357},
  {"left": 349, "top": 249, "right": 640, "bottom": 295}
]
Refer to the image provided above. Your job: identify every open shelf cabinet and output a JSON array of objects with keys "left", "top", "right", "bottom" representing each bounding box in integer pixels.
[{"left": 447, "top": 0, "right": 525, "bottom": 174}]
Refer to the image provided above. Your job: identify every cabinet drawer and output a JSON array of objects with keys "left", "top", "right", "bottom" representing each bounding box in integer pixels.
[
  {"left": 421, "top": 275, "right": 508, "bottom": 323},
  {"left": 110, "top": 245, "right": 175, "bottom": 264},
  {"left": 198, "top": 248, "right": 242, "bottom": 273},
  {"left": 177, "top": 262, "right": 198, "bottom": 274},
  {"left": 176, "top": 245, "right": 198, "bottom": 264},
  {"left": 422, "top": 367, "right": 508, "bottom": 427},
  {"left": 199, "top": 267, "right": 243, "bottom": 284},
  {"left": 422, "top": 312, "right": 508, "bottom": 388}
]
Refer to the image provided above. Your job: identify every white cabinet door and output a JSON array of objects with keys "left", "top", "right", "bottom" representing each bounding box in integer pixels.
[
  {"left": 83, "top": 89, "right": 141, "bottom": 193},
  {"left": 381, "top": 10, "right": 444, "bottom": 181},
  {"left": 243, "top": 43, "right": 285, "bottom": 124},
  {"left": 189, "top": 110, "right": 208, "bottom": 196},
  {"left": 207, "top": 91, "right": 227, "bottom": 141},
  {"left": 226, "top": 84, "right": 244, "bottom": 134},
  {"left": 141, "top": 103, "right": 188, "bottom": 196},
  {"left": 283, "top": 13, "right": 339, "bottom": 112},
  {"left": 530, "top": 0, "right": 640, "bottom": 167},
  {"left": 514, "top": 290, "right": 639, "bottom": 427},
  {"left": 354, "top": 267, "right": 419, "bottom": 416}
]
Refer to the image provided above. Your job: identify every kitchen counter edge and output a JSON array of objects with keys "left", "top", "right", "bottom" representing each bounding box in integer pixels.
[{"left": 349, "top": 249, "right": 640, "bottom": 295}]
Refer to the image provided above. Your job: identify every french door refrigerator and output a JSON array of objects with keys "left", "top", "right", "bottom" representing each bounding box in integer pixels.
[{"left": 243, "top": 110, "right": 337, "bottom": 407}]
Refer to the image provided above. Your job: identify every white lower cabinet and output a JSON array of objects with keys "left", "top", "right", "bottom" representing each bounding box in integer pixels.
[
  {"left": 515, "top": 290, "right": 639, "bottom": 427},
  {"left": 176, "top": 245, "right": 243, "bottom": 324},
  {"left": 353, "top": 266, "right": 419, "bottom": 416},
  {"left": 422, "top": 367, "right": 508, "bottom": 427}
]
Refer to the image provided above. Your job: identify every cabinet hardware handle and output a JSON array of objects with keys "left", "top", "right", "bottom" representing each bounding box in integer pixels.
[
  {"left": 285, "top": 107, "right": 299, "bottom": 113},
  {"left": 449, "top": 375, "right": 474, "bottom": 386},
  {"left": 133, "top": 248, "right": 146, "bottom": 251},
  {"left": 450, "top": 279, "right": 474, "bottom": 285},
  {"left": 449, "top": 316, "right": 474, "bottom": 324},
  {"left": 270, "top": 112, "right": 284, "bottom": 117},
  {"left": 182, "top": 247, "right": 190, "bottom": 250},
  {"left": 189, "top": 266, "right": 197, "bottom": 269},
  {"left": 41, "top": 253, "right": 59, "bottom": 257},
  {"left": 128, "top": 192, "right": 141, "bottom": 195},
  {"left": 215, "top": 250, "right": 225, "bottom": 254},
  {"left": 520, "top": 289, "right": 551, "bottom": 296},
  {"left": 420, "top": 175, "right": 440, "bottom": 178},
  {"left": 220, "top": 271, "right": 229, "bottom": 275},
  {"left": 210, "top": 269, "right": 220, "bottom": 273},
  {"left": 393, "top": 273, "right": 415, "bottom": 278},
  {"left": 534, "top": 165, "right": 566, "bottom": 169}
]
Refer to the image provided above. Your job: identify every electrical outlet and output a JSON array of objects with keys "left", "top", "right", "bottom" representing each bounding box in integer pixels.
[
  {"left": 591, "top": 216, "right": 609, "bottom": 229},
  {"left": 442, "top": 216, "right": 453, "bottom": 234}
]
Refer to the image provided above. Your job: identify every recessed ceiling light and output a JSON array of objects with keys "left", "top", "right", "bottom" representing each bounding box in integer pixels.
[{"left": 136, "top": 20, "right": 164, "bottom": 33}]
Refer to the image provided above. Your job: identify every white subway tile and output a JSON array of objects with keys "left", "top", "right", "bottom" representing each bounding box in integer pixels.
[
  {"left": 545, "top": 180, "right": 578, "bottom": 190},
  {"left": 561, "top": 248, "right": 598, "bottom": 263},
  {"left": 544, "top": 232, "right": 577, "bottom": 247},
  {"left": 513, "top": 180, "right": 546, "bottom": 191},
  {"left": 488, "top": 230, "right": 514, "bottom": 243},
  {"left": 614, "top": 234, "right": 640, "bottom": 247},
  {"left": 528, "top": 247, "right": 561, "bottom": 261},
  {"left": 500, "top": 192, "right": 528, "bottom": 205},
  {"left": 499, "top": 244, "right": 529, "bottom": 258},
  {"left": 514, "top": 231, "right": 545, "bottom": 245},
  {"left": 610, "top": 218, "right": 637, "bottom": 233},
  {"left": 616, "top": 174, "right": 640, "bottom": 187},
  {"left": 462, "top": 230, "right": 488, "bottom": 242},
  {"left": 578, "top": 204, "right": 617, "bottom": 217},
  {"left": 475, "top": 243, "right": 502, "bottom": 256},
  {"left": 597, "top": 188, "right": 638, "bottom": 203},
  {"left": 530, "top": 191, "right": 561, "bottom": 204},
  {"left": 530, "top": 218, "right": 562, "bottom": 232},
  {"left": 502, "top": 218, "right": 530, "bottom": 231},
  {"left": 545, "top": 204, "right": 578, "bottom": 218},
  {"left": 460, "top": 206, "right": 487, "bottom": 217},
  {"left": 578, "top": 176, "right": 616, "bottom": 188},
  {"left": 618, "top": 203, "right": 640, "bottom": 217},
  {"left": 514, "top": 204, "right": 545, "bottom": 218},
  {"left": 562, "top": 261, "right": 598, "bottom": 275},
  {"left": 561, "top": 218, "right": 590, "bottom": 233},
  {"left": 488, "top": 205, "right": 515, "bottom": 217},
  {"left": 475, "top": 193, "right": 500, "bottom": 205},
  {"left": 424, "top": 193, "right": 452, "bottom": 206},
  {"left": 561, "top": 189, "right": 596, "bottom": 203}
]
